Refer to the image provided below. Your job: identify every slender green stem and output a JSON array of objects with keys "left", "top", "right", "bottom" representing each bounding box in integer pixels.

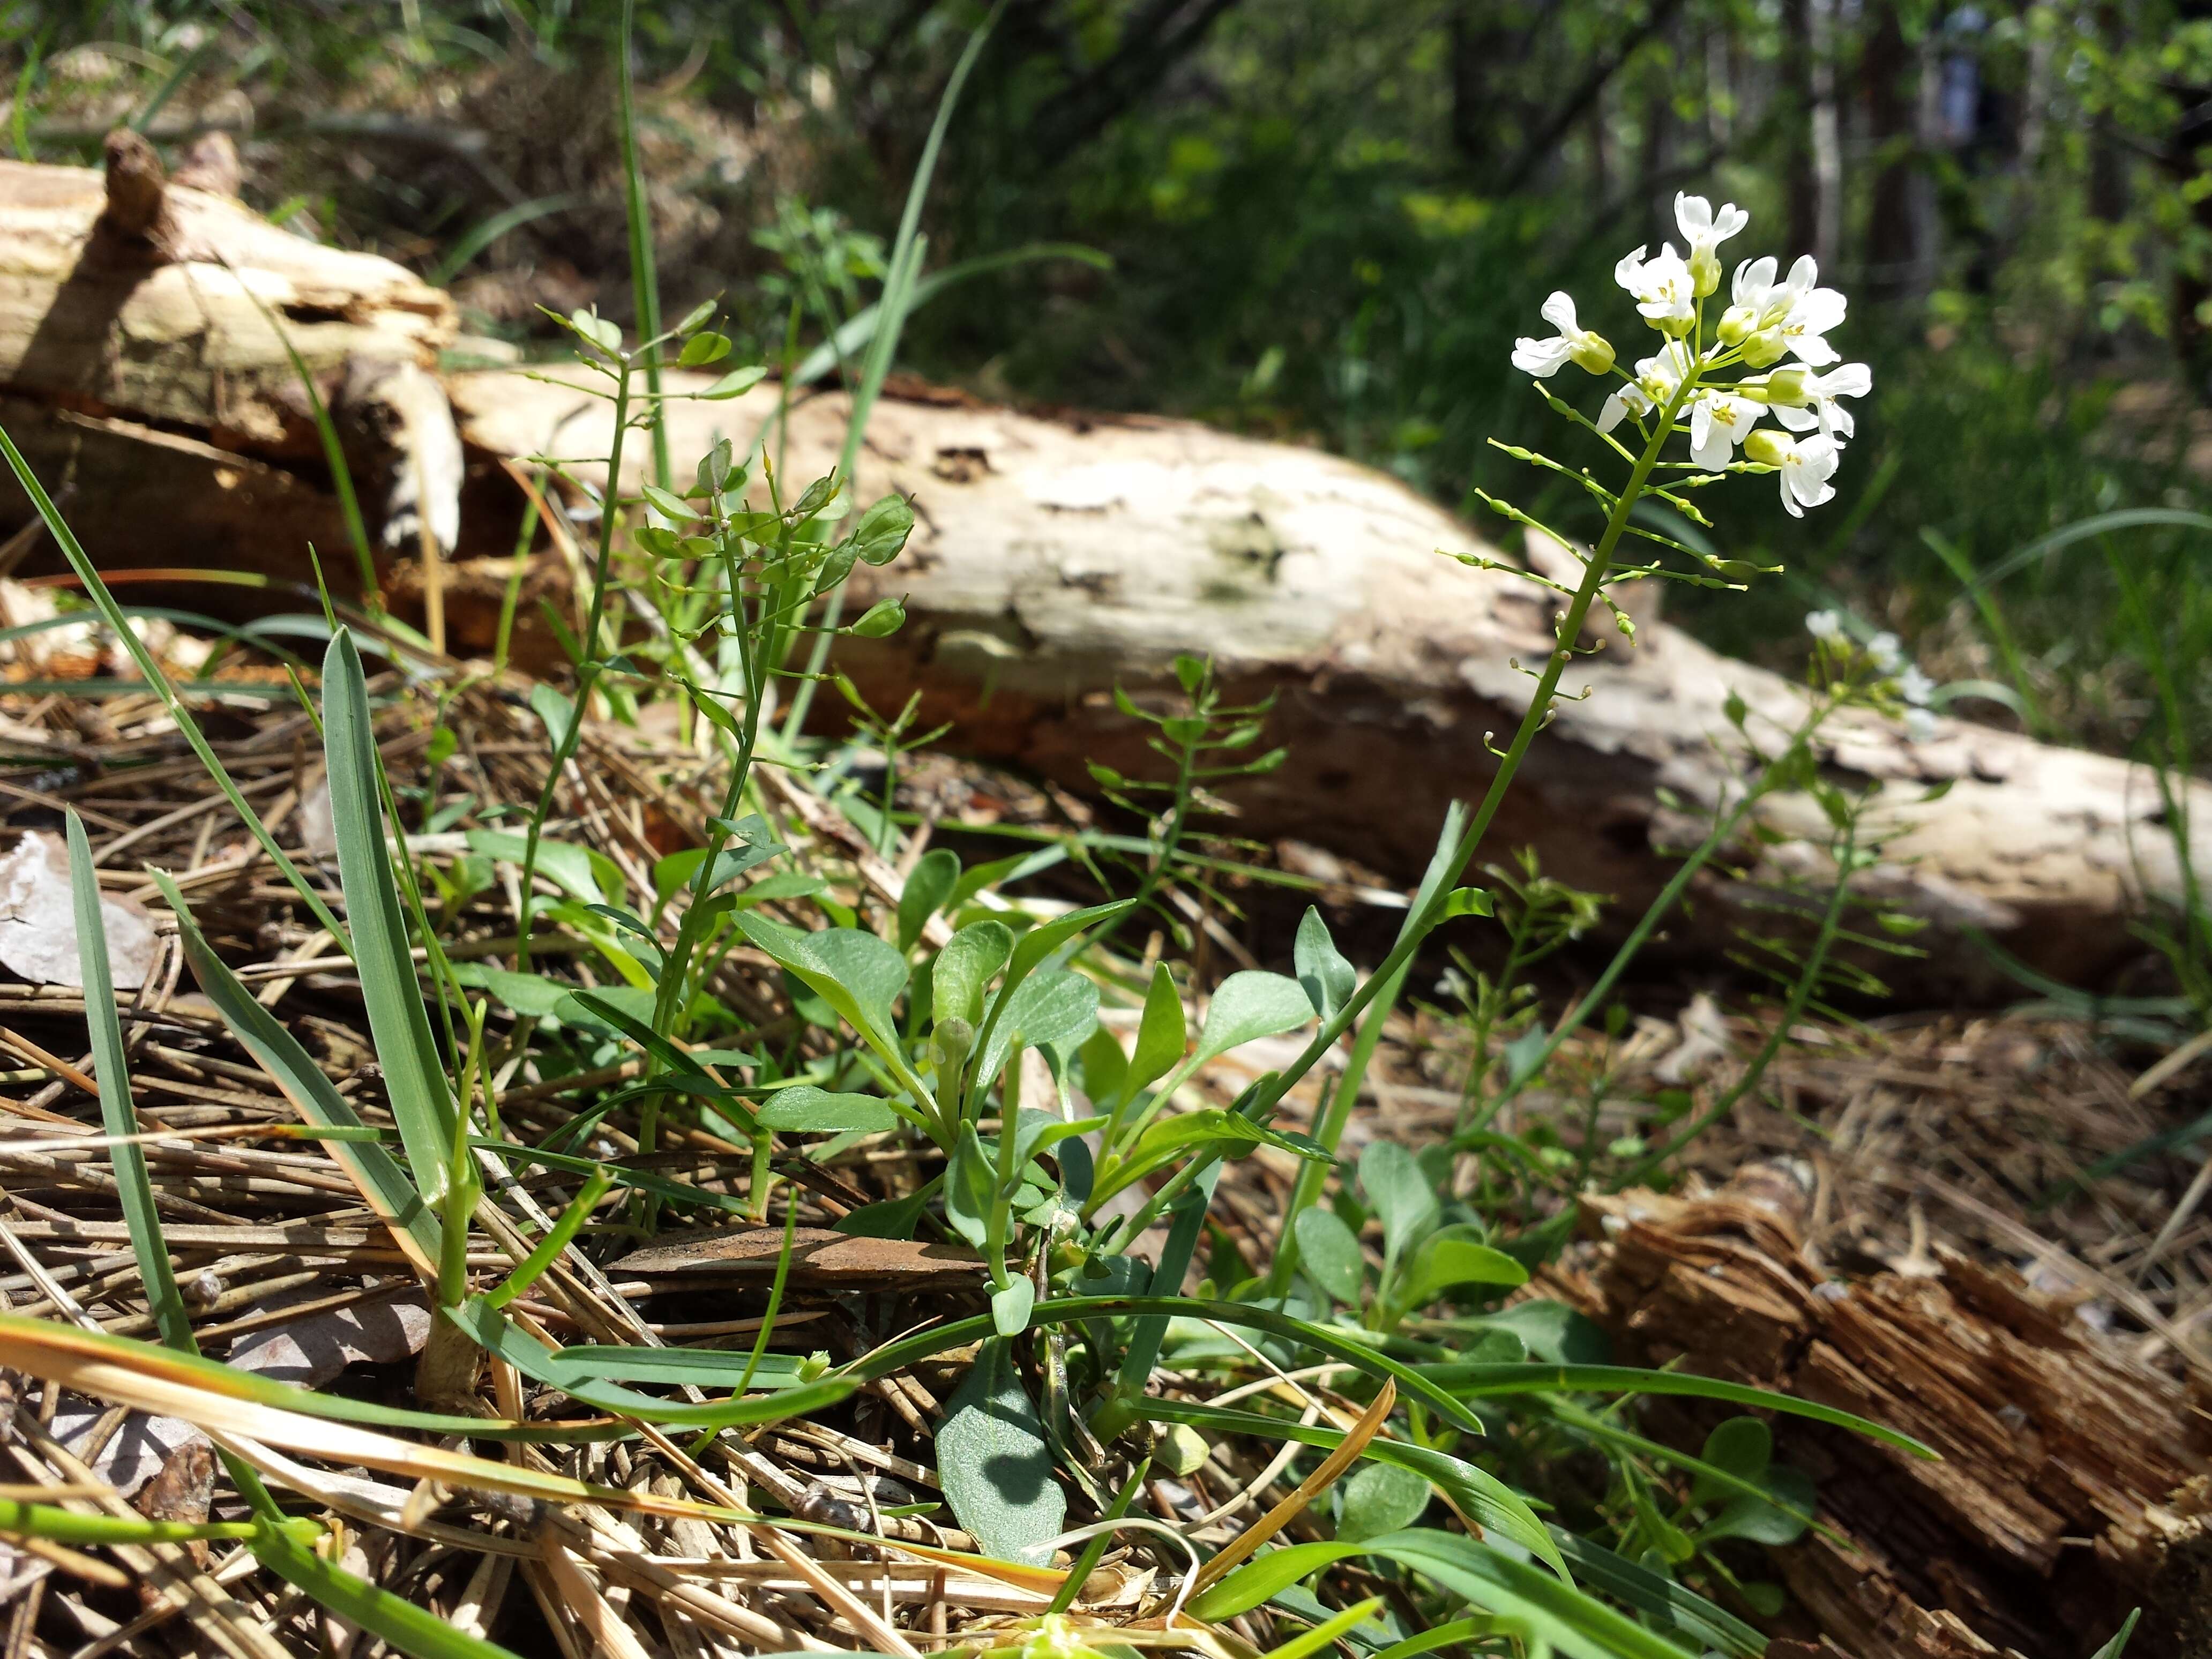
[
  {"left": 1263, "top": 958, "right": 1409, "bottom": 1296},
  {"left": 1460, "top": 696, "right": 1841, "bottom": 1142},
  {"left": 1623, "top": 813, "right": 1859, "bottom": 1183},
  {"left": 616, "top": 0, "right": 670, "bottom": 494},
  {"left": 515, "top": 358, "right": 633, "bottom": 969},
  {"left": 1246, "top": 372, "right": 1699, "bottom": 1132}
]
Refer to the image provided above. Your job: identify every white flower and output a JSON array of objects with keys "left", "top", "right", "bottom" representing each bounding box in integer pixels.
[
  {"left": 1690, "top": 391, "right": 1762, "bottom": 471},
  {"left": 1896, "top": 664, "right": 1934, "bottom": 705},
  {"left": 1512, "top": 292, "right": 1615, "bottom": 377},
  {"left": 1768, "top": 362, "right": 1872, "bottom": 443},
  {"left": 1596, "top": 342, "right": 1693, "bottom": 433},
  {"left": 1675, "top": 193, "right": 1748, "bottom": 293},
  {"left": 1904, "top": 707, "right": 1938, "bottom": 743},
  {"left": 1772, "top": 256, "right": 1847, "bottom": 365},
  {"left": 1866, "top": 632, "right": 1903, "bottom": 674},
  {"left": 1615, "top": 243, "right": 1696, "bottom": 331},
  {"left": 1805, "top": 609, "right": 1843, "bottom": 641},
  {"left": 1745, "top": 429, "right": 1839, "bottom": 517}
]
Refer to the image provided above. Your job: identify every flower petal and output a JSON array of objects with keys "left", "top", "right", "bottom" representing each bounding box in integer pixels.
[{"left": 1539, "top": 290, "right": 1580, "bottom": 333}]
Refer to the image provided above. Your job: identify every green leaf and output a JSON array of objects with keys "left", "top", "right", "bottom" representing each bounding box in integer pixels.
[
  {"left": 1192, "top": 970, "right": 1315, "bottom": 1067},
  {"left": 677, "top": 331, "right": 731, "bottom": 366},
  {"left": 991, "top": 1278, "right": 1035, "bottom": 1336},
  {"left": 1292, "top": 1207, "right": 1364, "bottom": 1304},
  {"left": 1691, "top": 1417, "right": 1770, "bottom": 1505},
  {"left": 1336, "top": 1464, "right": 1431, "bottom": 1544},
  {"left": 966, "top": 900, "right": 1132, "bottom": 1110},
  {"left": 1076, "top": 1026, "right": 1129, "bottom": 1110},
  {"left": 846, "top": 493, "right": 915, "bottom": 566},
  {"left": 1695, "top": 1464, "right": 1815, "bottom": 1547},
  {"left": 1126, "top": 961, "right": 1186, "bottom": 1094},
  {"left": 323, "top": 631, "right": 460, "bottom": 1204},
  {"left": 1546, "top": 1530, "right": 1766, "bottom": 1658},
  {"left": 1193, "top": 1530, "right": 1698, "bottom": 1659},
  {"left": 1090, "top": 1109, "right": 1326, "bottom": 1207},
  {"left": 899, "top": 848, "right": 961, "bottom": 952},
  {"left": 700, "top": 364, "right": 768, "bottom": 399},
  {"left": 466, "top": 828, "right": 612, "bottom": 906},
  {"left": 445, "top": 962, "right": 576, "bottom": 1020},
  {"left": 69, "top": 813, "right": 193, "bottom": 1354},
  {"left": 734, "top": 914, "right": 919, "bottom": 1092},
  {"left": 2090, "top": 1611, "right": 2142, "bottom": 1659},
  {"left": 155, "top": 875, "right": 440, "bottom": 1276},
  {"left": 754, "top": 1087, "right": 899, "bottom": 1135},
  {"left": 944, "top": 1123, "right": 994, "bottom": 1248},
  {"left": 937, "top": 1337, "right": 1064, "bottom": 1564},
  {"left": 1443, "top": 886, "right": 1494, "bottom": 919},
  {"left": 1398, "top": 1227, "right": 1528, "bottom": 1308},
  {"left": 639, "top": 481, "right": 695, "bottom": 522},
  {"left": 1139, "top": 1394, "right": 1553, "bottom": 1575},
  {"left": 848, "top": 596, "right": 907, "bottom": 637},
  {"left": 1428, "top": 1363, "right": 1937, "bottom": 1457},
  {"left": 251, "top": 1519, "right": 529, "bottom": 1659},
  {"left": 933, "top": 920, "right": 1014, "bottom": 1028},
  {"left": 1294, "top": 907, "right": 1356, "bottom": 1022},
  {"left": 1359, "top": 1141, "right": 1438, "bottom": 1271},
  {"left": 974, "top": 968, "right": 1099, "bottom": 1093}
]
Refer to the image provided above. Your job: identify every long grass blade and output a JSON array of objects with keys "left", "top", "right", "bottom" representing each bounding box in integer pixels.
[
  {"left": 68, "top": 812, "right": 195, "bottom": 1354},
  {"left": 323, "top": 628, "right": 459, "bottom": 1202},
  {"left": 0, "top": 422, "right": 347, "bottom": 944},
  {"left": 153, "top": 870, "right": 442, "bottom": 1279},
  {"left": 249, "top": 1522, "right": 529, "bottom": 1659}
]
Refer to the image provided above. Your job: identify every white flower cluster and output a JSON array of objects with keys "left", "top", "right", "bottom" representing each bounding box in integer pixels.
[
  {"left": 1512, "top": 193, "right": 1872, "bottom": 518},
  {"left": 1806, "top": 610, "right": 1938, "bottom": 739}
]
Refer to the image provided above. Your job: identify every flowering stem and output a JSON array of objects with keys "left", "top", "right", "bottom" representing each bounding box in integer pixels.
[{"left": 1246, "top": 373, "right": 1699, "bottom": 1136}]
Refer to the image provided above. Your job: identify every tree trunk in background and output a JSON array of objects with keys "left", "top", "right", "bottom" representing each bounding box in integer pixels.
[
  {"left": 1864, "top": 3, "right": 1927, "bottom": 300},
  {"left": 1447, "top": 2, "right": 1540, "bottom": 172},
  {"left": 1783, "top": 0, "right": 1842, "bottom": 272}
]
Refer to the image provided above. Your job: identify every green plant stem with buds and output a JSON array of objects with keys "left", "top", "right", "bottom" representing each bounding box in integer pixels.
[
  {"left": 1174, "top": 374, "right": 1701, "bottom": 1224},
  {"left": 515, "top": 356, "right": 634, "bottom": 971}
]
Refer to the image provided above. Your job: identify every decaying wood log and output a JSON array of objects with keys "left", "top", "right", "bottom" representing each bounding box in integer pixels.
[
  {"left": 0, "top": 148, "right": 2204, "bottom": 997},
  {"left": 443, "top": 365, "right": 2212, "bottom": 996},
  {"left": 1557, "top": 1170, "right": 2212, "bottom": 1658},
  {"left": 0, "top": 145, "right": 460, "bottom": 587}
]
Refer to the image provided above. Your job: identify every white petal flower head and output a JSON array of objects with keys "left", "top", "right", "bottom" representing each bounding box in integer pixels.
[
  {"left": 1805, "top": 609, "right": 1843, "bottom": 642},
  {"left": 1768, "top": 362, "right": 1872, "bottom": 442},
  {"left": 1512, "top": 291, "right": 1615, "bottom": 377},
  {"left": 1746, "top": 429, "right": 1839, "bottom": 518},
  {"left": 1596, "top": 382, "right": 1651, "bottom": 434},
  {"left": 1597, "top": 341, "right": 1692, "bottom": 432},
  {"left": 1675, "top": 193, "right": 1748, "bottom": 294},
  {"left": 1896, "top": 664, "right": 1935, "bottom": 706},
  {"left": 1676, "top": 193, "right": 1750, "bottom": 257},
  {"left": 1769, "top": 256, "right": 1847, "bottom": 365},
  {"left": 1866, "top": 631, "right": 1903, "bottom": 674},
  {"left": 1617, "top": 243, "right": 1696, "bottom": 333},
  {"left": 1690, "top": 391, "right": 1761, "bottom": 472}
]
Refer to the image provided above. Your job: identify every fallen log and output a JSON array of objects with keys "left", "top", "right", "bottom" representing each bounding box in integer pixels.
[
  {"left": 0, "top": 145, "right": 2203, "bottom": 996},
  {"left": 0, "top": 140, "right": 460, "bottom": 590},
  {"left": 443, "top": 365, "right": 2212, "bottom": 996},
  {"left": 1556, "top": 1169, "right": 2212, "bottom": 1659}
]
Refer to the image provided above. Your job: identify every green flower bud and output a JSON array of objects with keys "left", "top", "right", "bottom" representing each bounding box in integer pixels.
[
  {"left": 1689, "top": 251, "right": 1721, "bottom": 298},
  {"left": 1568, "top": 332, "right": 1616, "bottom": 375},
  {"left": 1657, "top": 309, "right": 1695, "bottom": 340},
  {"left": 1762, "top": 367, "right": 1813, "bottom": 405},
  {"left": 1744, "top": 429, "right": 1792, "bottom": 467},
  {"left": 1739, "top": 328, "right": 1788, "bottom": 369},
  {"left": 1716, "top": 304, "right": 1757, "bottom": 346}
]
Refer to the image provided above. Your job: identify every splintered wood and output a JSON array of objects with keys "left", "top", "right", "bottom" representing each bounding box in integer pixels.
[{"left": 1559, "top": 1170, "right": 2212, "bottom": 1659}]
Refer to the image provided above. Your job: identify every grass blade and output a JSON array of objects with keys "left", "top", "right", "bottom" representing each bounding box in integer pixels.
[
  {"left": 153, "top": 870, "right": 441, "bottom": 1279},
  {"left": 0, "top": 421, "right": 347, "bottom": 944},
  {"left": 323, "top": 628, "right": 458, "bottom": 1203},
  {"left": 249, "top": 1522, "right": 528, "bottom": 1659},
  {"left": 68, "top": 811, "right": 195, "bottom": 1354}
]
